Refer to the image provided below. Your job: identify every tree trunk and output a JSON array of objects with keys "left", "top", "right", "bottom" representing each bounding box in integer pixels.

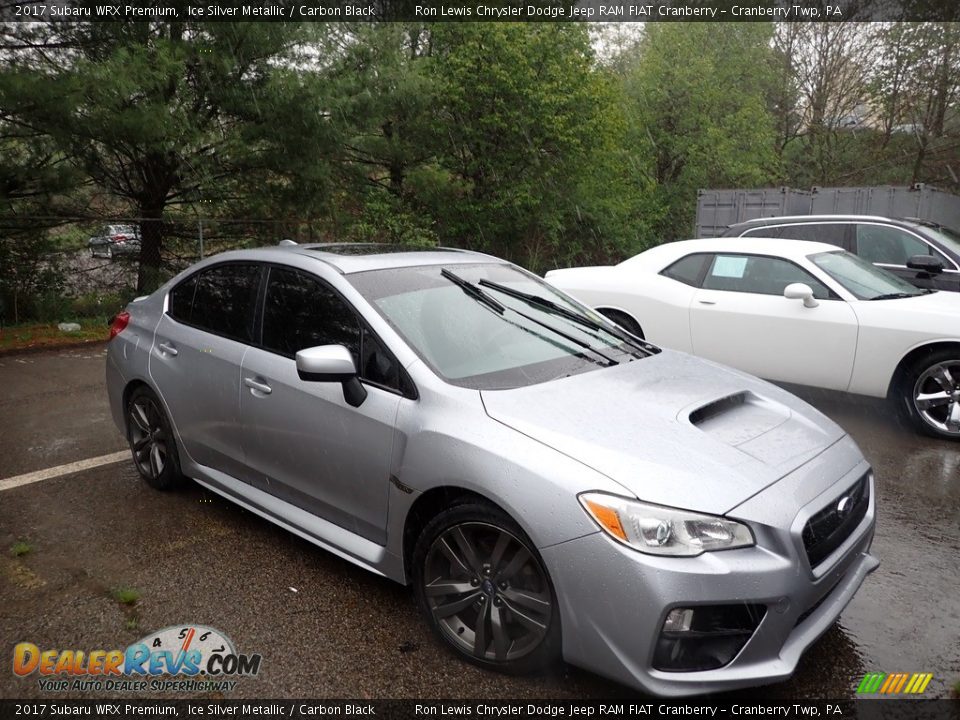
[{"left": 137, "top": 207, "right": 165, "bottom": 294}]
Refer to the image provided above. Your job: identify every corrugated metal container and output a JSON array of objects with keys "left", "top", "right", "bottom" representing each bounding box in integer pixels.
[
  {"left": 695, "top": 187, "right": 812, "bottom": 237},
  {"left": 809, "top": 185, "right": 960, "bottom": 229},
  {"left": 697, "top": 184, "right": 960, "bottom": 236}
]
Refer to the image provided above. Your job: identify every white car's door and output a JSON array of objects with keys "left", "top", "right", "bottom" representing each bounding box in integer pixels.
[{"left": 688, "top": 253, "right": 860, "bottom": 391}]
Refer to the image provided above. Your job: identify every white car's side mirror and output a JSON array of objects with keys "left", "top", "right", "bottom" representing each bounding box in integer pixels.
[{"left": 784, "top": 283, "right": 819, "bottom": 308}]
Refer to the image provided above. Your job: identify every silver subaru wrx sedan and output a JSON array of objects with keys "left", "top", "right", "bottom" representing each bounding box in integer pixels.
[{"left": 105, "top": 244, "right": 879, "bottom": 696}]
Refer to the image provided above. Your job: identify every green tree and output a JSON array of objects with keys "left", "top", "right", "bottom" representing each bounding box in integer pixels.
[
  {"left": 423, "top": 23, "right": 644, "bottom": 270},
  {"left": 0, "top": 19, "right": 332, "bottom": 292},
  {"left": 622, "top": 23, "right": 779, "bottom": 240}
]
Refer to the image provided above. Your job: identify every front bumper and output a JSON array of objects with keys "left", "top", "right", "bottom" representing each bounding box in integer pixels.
[{"left": 542, "top": 446, "right": 878, "bottom": 697}]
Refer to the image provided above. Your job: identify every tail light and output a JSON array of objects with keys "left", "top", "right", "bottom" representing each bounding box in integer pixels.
[
  {"left": 109, "top": 311, "right": 130, "bottom": 340},
  {"left": 112, "top": 234, "right": 127, "bottom": 244}
]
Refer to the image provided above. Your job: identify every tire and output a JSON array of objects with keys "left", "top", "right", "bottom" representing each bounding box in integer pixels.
[
  {"left": 107, "top": 245, "right": 115, "bottom": 261},
  {"left": 126, "top": 386, "right": 185, "bottom": 490},
  {"left": 896, "top": 348, "right": 960, "bottom": 441},
  {"left": 412, "top": 502, "right": 560, "bottom": 675},
  {"left": 597, "top": 308, "right": 644, "bottom": 339}
]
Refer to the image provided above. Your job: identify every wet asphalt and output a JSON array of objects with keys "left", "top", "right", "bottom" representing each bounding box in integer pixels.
[{"left": 0, "top": 347, "right": 958, "bottom": 700}]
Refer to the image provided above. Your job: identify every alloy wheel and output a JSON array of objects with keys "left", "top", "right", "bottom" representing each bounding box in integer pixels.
[
  {"left": 913, "top": 360, "right": 960, "bottom": 436},
  {"left": 422, "top": 522, "right": 552, "bottom": 663},
  {"left": 128, "top": 397, "right": 169, "bottom": 480}
]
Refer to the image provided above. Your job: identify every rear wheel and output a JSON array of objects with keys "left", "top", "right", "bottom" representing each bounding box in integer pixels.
[
  {"left": 126, "top": 386, "right": 185, "bottom": 490},
  {"left": 413, "top": 502, "right": 560, "bottom": 675},
  {"left": 597, "top": 308, "right": 644, "bottom": 339},
  {"left": 896, "top": 348, "right": 960, "bottom": 440}
]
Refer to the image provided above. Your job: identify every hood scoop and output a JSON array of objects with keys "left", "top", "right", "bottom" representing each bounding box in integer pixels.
[{"left": 687, "top": 391, "right": 829, "bottom": 466}]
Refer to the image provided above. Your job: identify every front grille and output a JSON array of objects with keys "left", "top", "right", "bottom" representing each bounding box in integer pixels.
[{"left": 802, "top": 473, "right": 870, "bottom": 569}]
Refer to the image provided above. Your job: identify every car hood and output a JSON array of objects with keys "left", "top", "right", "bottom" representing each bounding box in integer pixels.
[
  {"left": 480, "top": 350, "right": 847, "bottom": 515},
  {"left": 860, "top": 289, "right": 960, "bottom": 315}
]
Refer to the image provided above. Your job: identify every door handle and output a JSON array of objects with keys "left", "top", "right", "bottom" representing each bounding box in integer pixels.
[
  {"left": 158, "top": 342, "right": 178, "bottom": 356},
  {"left": 244, "top": 377, "right": 272, "bottom": 395},
  {"left": 697, "top": 299, "right": 717, "bottom": 306}
]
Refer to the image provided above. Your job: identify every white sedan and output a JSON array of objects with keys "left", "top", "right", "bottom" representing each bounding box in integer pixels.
[{"left": 545, "top": 237, "right": 960, "bottom": 440}]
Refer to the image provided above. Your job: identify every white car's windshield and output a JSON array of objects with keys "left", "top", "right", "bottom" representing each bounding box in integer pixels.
[
  {"left": 349, "top": 263, "right": 651, "bottom": 389},
  {"left": 809, "top": 251, "right": 928, "bottom": 300}
]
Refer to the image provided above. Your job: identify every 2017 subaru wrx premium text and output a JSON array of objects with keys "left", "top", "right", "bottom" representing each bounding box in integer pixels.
[{"left": 105, "top": 243, "right": 878, "bottom": 695}]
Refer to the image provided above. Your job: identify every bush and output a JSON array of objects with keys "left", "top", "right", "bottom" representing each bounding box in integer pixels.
[{"left": 0, "top": 233, "right": 65, "bottom": 325}]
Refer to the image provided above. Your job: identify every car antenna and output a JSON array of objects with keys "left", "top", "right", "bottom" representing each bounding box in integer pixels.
[{"left": 279, "top": 238, "right": 298, "bottom": 246}]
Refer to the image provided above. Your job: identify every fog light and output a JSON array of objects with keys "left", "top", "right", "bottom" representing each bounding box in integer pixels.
[
  {"left": 654, "top": 604, "right": 766, "bottom": 672},
  {"left": 663, "top": 608, "right": 694, "bottom": 633}
]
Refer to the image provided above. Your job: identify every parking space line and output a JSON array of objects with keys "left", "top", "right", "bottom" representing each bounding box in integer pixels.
[{"left": 0, "top": 451, "right": 130, "bottom": 492}]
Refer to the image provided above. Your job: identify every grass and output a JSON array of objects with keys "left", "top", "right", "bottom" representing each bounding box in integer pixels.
[
  {"left": 124, "top": 616, "right": 140, "bottom": 632},
  {"left": 111, "top": 586, "right": 141, "bottom": 606},
  {"left": 0, "top": 319, "right": 109, "bottom": 353},
  {"left": 953, "top": 679, "right": 960, "bottom": 698},
  {"left": 10, "top": 541, "right": 32, "bottom": 557}
]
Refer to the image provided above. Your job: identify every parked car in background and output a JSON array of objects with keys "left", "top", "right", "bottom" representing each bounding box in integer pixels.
[
  {"left": 546, "top": 237, "right": 960, "bottom": 441},
  {"left": 88, "top": 224, "right": 140, "bottom": 260},
  {"left": 106, "top": 243, "right": 877, "bottom": 696},
  {"left": 722, "top": 215, "right": 960, "bottom": 292}
]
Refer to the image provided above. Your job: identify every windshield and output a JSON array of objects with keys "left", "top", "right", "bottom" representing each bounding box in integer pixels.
[
  {"left": 809, "top": 251, "right": 925, "bottom": 299},
  {"left": 348, "top": 263, "right": 649, "bottom": 390},
  {"left": 916, "top": 224, "right": 960, "bottom": 260}
]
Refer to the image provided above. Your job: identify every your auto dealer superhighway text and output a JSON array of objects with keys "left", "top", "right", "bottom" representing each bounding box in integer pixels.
[{"left": 414, "top": 705, "right": 841, "bottom": 717}]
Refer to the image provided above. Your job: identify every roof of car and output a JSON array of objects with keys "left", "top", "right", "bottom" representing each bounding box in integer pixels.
[
  {"left": 283, "top": 243, "right": 503, "bottom": 274},
  {"left": 626, "top": 237, "right": 843, "bottom": 269}
]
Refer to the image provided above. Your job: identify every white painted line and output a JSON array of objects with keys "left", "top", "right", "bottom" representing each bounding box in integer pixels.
[{"left": 0, "top": 451, "right": 130, "bottom": 493}]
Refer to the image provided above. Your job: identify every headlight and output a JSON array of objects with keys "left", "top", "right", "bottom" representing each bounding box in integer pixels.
[{"left": 578, "top": 492, "right": 754, "bottom": 556}]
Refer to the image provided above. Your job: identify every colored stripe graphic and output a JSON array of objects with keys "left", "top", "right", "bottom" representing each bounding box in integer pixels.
[{"left": 857, "top": 672, "right": 933, "bottom": 694}]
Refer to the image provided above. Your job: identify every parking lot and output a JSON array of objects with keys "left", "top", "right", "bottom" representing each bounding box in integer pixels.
[{"left": 1, "top": 346, "right": 958, "bottom": 699}]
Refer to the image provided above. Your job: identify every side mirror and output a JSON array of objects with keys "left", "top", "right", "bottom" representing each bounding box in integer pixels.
[
  {"left": 906, "top": 254, "right": 944, "bottom": 275},
  {"left": 784, "top": 283, "right": 819, "bottom": 308},
  {"left": 296, "top": 345, "right": 367, "bottom": 408}
]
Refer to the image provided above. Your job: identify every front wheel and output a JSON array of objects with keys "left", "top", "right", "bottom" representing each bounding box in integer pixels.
[
  {"left": 897, "top": 349, "right": 960, "bottom": 440},
  {"left": 412, "top": 503, "right": 560, "bottom": 675}
]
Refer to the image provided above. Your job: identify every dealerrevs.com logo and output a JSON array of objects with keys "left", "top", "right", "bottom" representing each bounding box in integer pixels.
[{"left": 13, "top": 625, "right": 262, "bottom": 693}]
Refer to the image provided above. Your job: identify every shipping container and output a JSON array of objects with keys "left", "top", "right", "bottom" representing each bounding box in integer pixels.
[{"left": 696, "top": 184, "right": 960, "bottom": 237}]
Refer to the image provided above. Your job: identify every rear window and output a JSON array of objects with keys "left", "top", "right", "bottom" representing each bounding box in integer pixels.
[
  {"left": 169, "top": 263, "right": 261, "bottom": 343},
  {"left": 744, "top": 223, "right": 847, "bottom": 246},
  {"left": 661, "top": 254, "right": 709, "bottom": 286},
  {"left": 168, "top": 274, "right": 198, "bottom": 322}
]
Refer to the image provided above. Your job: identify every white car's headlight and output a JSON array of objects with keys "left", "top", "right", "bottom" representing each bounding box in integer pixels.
[{"left": 578, "top": 492, "right": 754, "bottom": 556}]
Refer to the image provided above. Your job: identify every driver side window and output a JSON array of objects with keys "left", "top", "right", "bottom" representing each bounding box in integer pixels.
[
  {"left": 855, "top": 224, "right": 949, "bottom": 267},
  {"left": 260, "top": 267, "right": 404, "bottom": 394},
  {"left": 703, "top": 255, "right": 833, "bottom": 299}
]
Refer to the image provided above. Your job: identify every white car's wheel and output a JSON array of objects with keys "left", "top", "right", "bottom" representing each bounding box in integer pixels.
[
  {"left": 596, "top": 309, "right": 644, "bottom": 339},
  {"left": 899, "top": 349, "right": 960, "bottom": 440}
]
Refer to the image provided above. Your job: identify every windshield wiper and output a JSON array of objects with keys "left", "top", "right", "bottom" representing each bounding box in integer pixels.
[
  {"left": 441, "top": 268, "right": 505, "bottom": 314},
  {"left": 440, "top": 269, "right": 617, "bottom": 366},
  {"left": 869, "top": 292, "right": 922, "bottom": 300},
  {"left": 478, "top": 279, "right": 651, "bottom": 356}
]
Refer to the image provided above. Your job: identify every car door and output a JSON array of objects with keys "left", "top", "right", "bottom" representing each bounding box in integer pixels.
[
  {"left": 149, "top": 262, "right": 262, "bottom": 481},
  {"left": 688, "top": 253, "right": 859, "bottom": 391},
  {"left": 238, "top": 265, "right": 404, "bottom": 545},
  {"left": 853, "top": 223, "right": 958, "bottom": 291}
]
